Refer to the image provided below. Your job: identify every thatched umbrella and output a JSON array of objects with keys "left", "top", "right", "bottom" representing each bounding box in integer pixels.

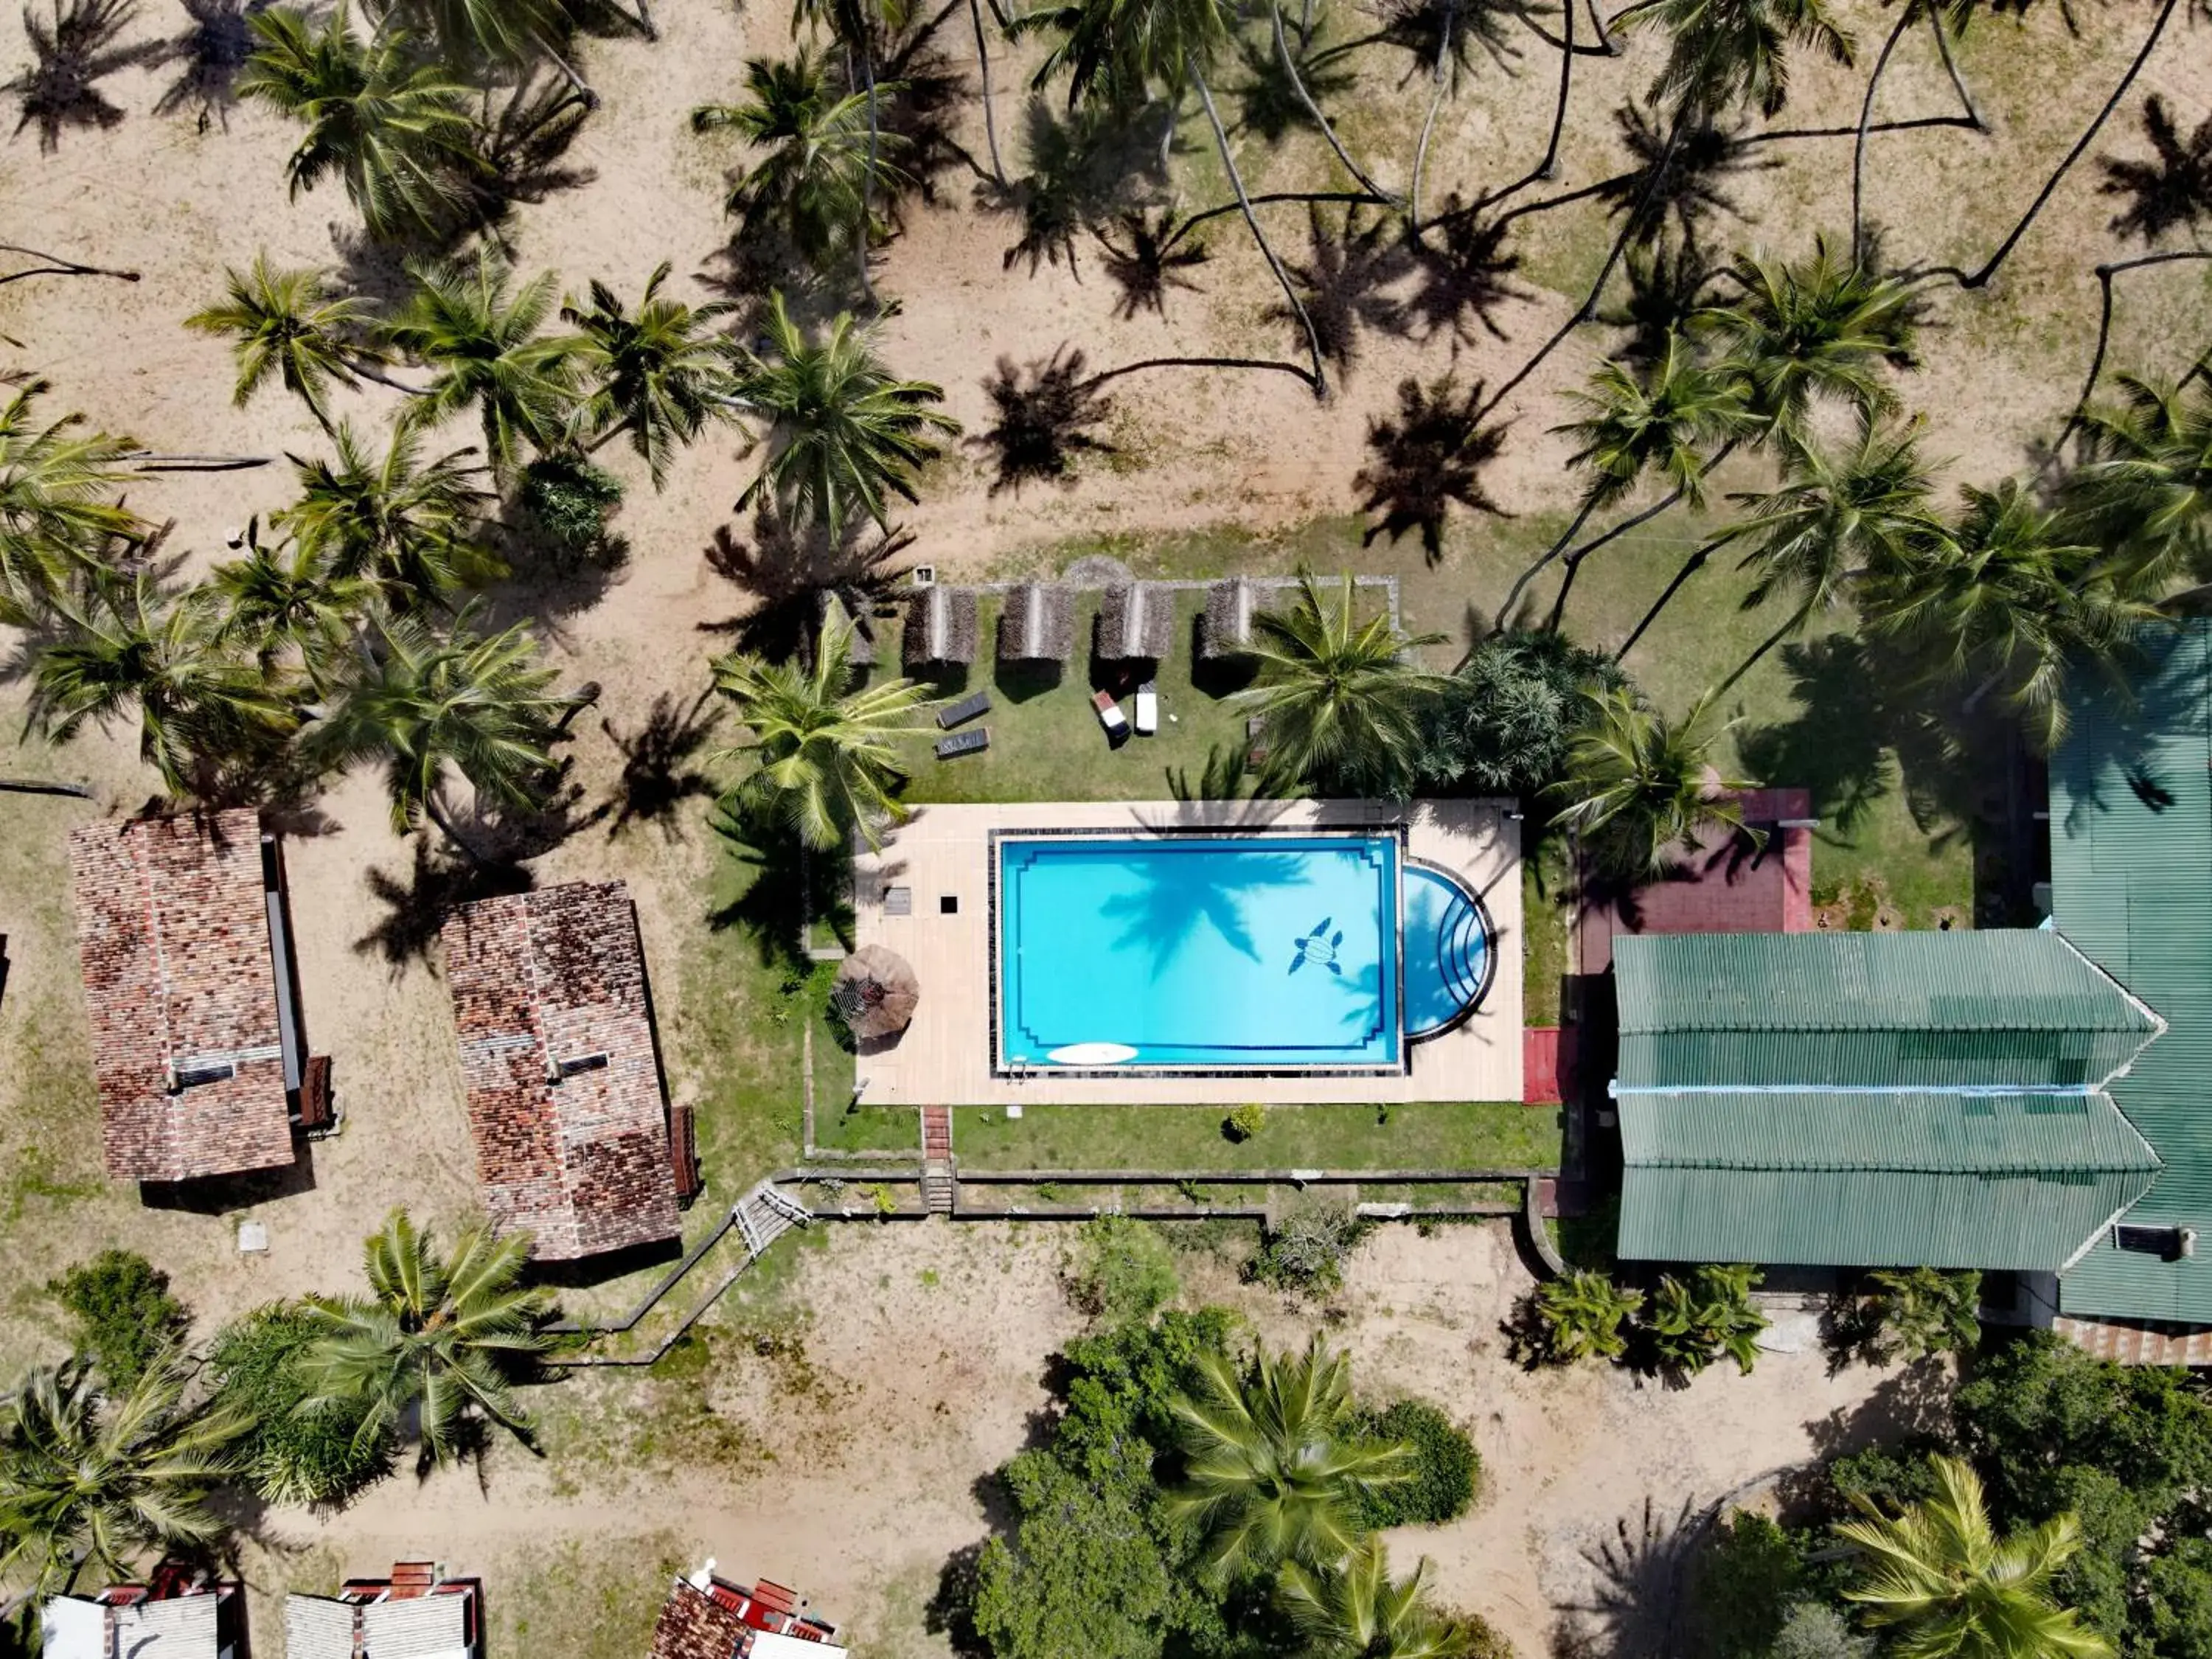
[{"left": 832, "top": 945, "right": 920, "bottom": 1040}]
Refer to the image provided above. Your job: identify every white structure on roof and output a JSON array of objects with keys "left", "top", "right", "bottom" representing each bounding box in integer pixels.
[{"left": 43, "top": 1589, "right": 235, "bottom": 1659}]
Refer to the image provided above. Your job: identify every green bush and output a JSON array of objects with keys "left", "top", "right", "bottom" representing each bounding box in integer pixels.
[
  {"left": 48, "top": 1250, "right": 187, "bottom": 1388},
  {"left": 207, "top": 1305, "right": 390, "bottom": 1506},
  {"left": 1693, "top": 1512, "right": 1803, "bottom": 1659},
  {"left": 1348, "top": 1399, "right": 1479, "bottom": 1529},
  {"left": 1445, "top": 1611, "right": 1516, "bottom": 1659},
  {"left": 1224, "top": 1104, "right": 1267, "bottom": 1142},
  {"left": 1510, "top": 1270, "right": 1644, "bottom": 1366},
  {"left": 1639, "top": 1263, "right": 1768, "bottom": 1377},
  {"left": 520, "top": 454, "right": 623, "bottom": 556},
  {"left": 1065, "top": 1216, "right": 1180, "bottom": 1324},
  {"left": 1247, "top": 1201, "right": 1367, "bottom": 1297},
  {"left": 1768, "top": 1602, "right": 1871, "bottom": 1659}
]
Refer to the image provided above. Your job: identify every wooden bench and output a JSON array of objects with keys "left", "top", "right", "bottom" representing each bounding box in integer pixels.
[
  {"left": 936, "top": 726, "right": 990, "bottom": 759},
  {"left": 936, "top": 689, "right": 991, "bottom": 729}
]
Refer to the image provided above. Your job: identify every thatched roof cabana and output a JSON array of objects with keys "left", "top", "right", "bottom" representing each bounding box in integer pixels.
[
  {"left": 996, "top": 582, "right": 1074, "bottom": 663},
  {"left": 818, "top": 590, "right": 876, "bottom": 667},
  {"left": 832, "top": 945, "right": 919, "bottom": 1041},
  {"left": 1098, "top": 582, "right": 1172, "bottom": 663},
  {"left": 902, "top": 585, "right": 978, "bottom": 669},
  {"left": 1200, "top": 577, "right": 1260, "bottom": 661}
]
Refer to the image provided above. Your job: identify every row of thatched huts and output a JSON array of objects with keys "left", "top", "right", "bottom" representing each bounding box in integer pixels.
[{"left": 894, "top": 579, "right": 1264, "bottom": 669}]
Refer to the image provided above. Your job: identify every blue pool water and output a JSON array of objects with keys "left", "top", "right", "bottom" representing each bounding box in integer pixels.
[{"left": 995, "top": 833, "right": 1491, "bottom": 1073}]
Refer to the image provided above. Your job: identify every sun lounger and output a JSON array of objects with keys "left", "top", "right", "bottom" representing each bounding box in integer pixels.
[
  {"left": 936, "top": 726, "right": 990, "bottom": 759},
  {"left": 1093, "top": 689, "right": 1129, "bottom": 738},
  {"left": 936, "top": 689, "right": 991, "bottom": 730},
  {"left": 1134, "top": 681, "right": 1158, "bottom": 736}
]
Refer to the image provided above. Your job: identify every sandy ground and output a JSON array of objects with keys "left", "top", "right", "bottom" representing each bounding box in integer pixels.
[{"left": 214, "top": 1220, "right": 1919, "bottom": 1659}]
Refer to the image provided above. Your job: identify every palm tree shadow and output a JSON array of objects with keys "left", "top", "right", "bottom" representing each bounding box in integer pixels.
[
  {"left": 1352, "top": 374, "right": 1514, "bottom": 563},
  {"left": 152, "top": 0, "right": 265, "bottom": 126},
  {"left": 877, "top": 33, "right": 980, "bottom": 212},
  {"left": 355, "top": 838, "right": 535, "bottom": 971},
  {"left": 1549, "top": 1494, "right": 1703, "bottom": 1659},
  {"left": 1736, "top": 633, "right": 1897, "bottom": 844},
  {"left": 1599, "top": 100, "right": 1776, "bottom": 251},
  {"left": 472, "top": 71, "right": 599, "bottom": 225},
  {"left": 979, "top": 96, "right": 1162, "bottom": 279},
  {"left": 1095, "top": 848, "right": 1307, "bottom": 971},
  {"left": 7, "top": 0, "right": 166, "bottom": 150},
  {"left": 704, "top": 801, "right": 821, "bottom": 974},
  {"left": 1598, "top": 236, "right": 1719, "bottom": 367},
  {"left": 970, "top": 347, "right": 1117, "bottom": 494},
  {"left": 700, "top": 504, "right": 909, "bottom": 660},
  {"left": 1357, "top": 0, "right": 1538, "bottom": 86},
  {"left": 1226, "top": 29, "right": 1354, "bottom": 145},
  {"left": 1271, "top": 203, "right": 1416, "bottom": 377},
  {"left": 1093, "top": 208, "right": 1209, "bottom": 319},
  {"left": 2096, "top": 93, "right": 2212, "bottom": 245},
  {"left": 1403, "top": 202, "right": 1534, "bottom": 347},
  {"left": 602, "top": 690, "right": 723, "bottom": 841}
]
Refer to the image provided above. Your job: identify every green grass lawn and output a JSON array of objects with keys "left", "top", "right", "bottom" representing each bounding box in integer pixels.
[{"left": 944, "top": 1100, "right": 1561, "bottom": 1171}]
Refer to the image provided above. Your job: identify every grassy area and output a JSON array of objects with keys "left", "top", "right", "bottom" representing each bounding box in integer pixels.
[{"left": 944, "top": 1100, "right": 1562, "bottom": 1171}]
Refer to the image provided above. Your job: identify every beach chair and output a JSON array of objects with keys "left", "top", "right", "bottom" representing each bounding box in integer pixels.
[
  {"left": 1133, "top": 681, "right": 1158, "bottom": 736},
  {"left": 1092, "top": 690, "right": 1129, "bottom": 739},
  {"left": 936, "top": 726, "right": 990, "bottom": 759},
  {"left": 937, "top": 689, "right": 991, "bottom": 729}
]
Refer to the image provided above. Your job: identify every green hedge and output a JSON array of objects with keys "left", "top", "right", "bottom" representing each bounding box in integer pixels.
[{"left": 1349, "top": 1399, "right": 1479, "bottom": 1529}]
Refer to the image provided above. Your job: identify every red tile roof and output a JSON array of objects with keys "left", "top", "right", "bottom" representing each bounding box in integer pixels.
[
  {"left": 441, "top": 881, "right": 680, "bottom": 1260},
  {"left": 649, "top": 1580, "right": 751, "bottom": 1659},
  {"left": 67, "top": 810, "right": 296, "bottom": 1183},
  {"left": 1576, "top": 787, "right": 1815, "bottom": 975},
  {"left": 2053, "top": 1315, "right": 2212, "bottom": 1366}
]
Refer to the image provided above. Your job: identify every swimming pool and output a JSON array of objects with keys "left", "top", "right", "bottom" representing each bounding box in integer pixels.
[{"left": 993, "top": 832, "right": 1493, "bottom": 1074}]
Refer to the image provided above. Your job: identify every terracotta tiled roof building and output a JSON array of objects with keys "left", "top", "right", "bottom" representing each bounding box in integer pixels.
[
  {"left": 649, "top": 1566, "right": 846, "bottom": 1659},
  {"left": 442, "top": 880, "right": 686, "bottom": 1260},
  {"left": 67, "top": 810, "right": 303, "bottom": 1184}
]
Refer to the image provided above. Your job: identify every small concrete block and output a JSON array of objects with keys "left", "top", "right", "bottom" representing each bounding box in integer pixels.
[
  {"left": 1005, "top": 1104, "right": 1023, "bottom": 1119},
  {"left": 236, "top": 1220, "right": 269, "bottom": 1253}
]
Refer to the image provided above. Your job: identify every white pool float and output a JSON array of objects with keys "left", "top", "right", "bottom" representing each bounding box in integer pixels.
[{"left": 1046, "top": 1043, "right": 1140, "bottom": 1066}]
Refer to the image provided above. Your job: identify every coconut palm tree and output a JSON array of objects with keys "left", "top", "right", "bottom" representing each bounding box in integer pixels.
[
  {"left": 1519, "top": 1270, "right": 1646, "bottom": 1365},
  {"left": 364, "top": 0, "right": 593, "bottom": 100},
  {"left": 1839, "top": 1455, "right": 2115, "bottom": 1659},
  {"left": 239, "top": 7, "right": 483, "bottom": 243},
  {"left": 383, "top": 251, "right": 581, "bottom": 479},
  {"left": 29, "top": 572, "right": 299, "bottom": 796},
  {"left": 0, "top": 378, "right": 143, "bottom": 621},
  {"left": 731, "top": 291, "right": 959, "bottom": 540},
  {"left": 561, "top": 262, "right": 739, "bottom": 489},
  {"left": 1862, "top": 476, "right": 2156, "bottom": 751},
  {"left": 690, "top": 50, "right": 909, "bottom": 271},
  {"left": 2064, "top": 373, "right": 2212, "bottom": 587},
  {"left": 1552, "top": 687, "right": 1750, "bottom": 880},
  {"left": 1698, "top": 235, "right": 1923, "bottom": 432},
  {"left": 309, "top": 604, "right": 576, "bottom": 855},
  {"left": 0, "top": 1354, "right": 245, "bottom": 1596},
  {"left": 185, "top": 256, "right": 375, "bottom": 434},
  {"left": 1497, "top": 333, "right": 1753, "bottom": 628},
  {"left": 1279, "top": 1539, "right": 1475, "bottom": 1659},
  {"left": 274, "top": 422, "right": 494, "bottom": 603},
  {"left": 1716, "top": 412, "right": 1947, "bottom": 691},
  {"left": 710, "top": 607, "right": 937, "bottom": 850},
  {"left": 1617, "top": 0, "right": 1853, "bottom": 119},
  {"left": 1166, "top": 1335, "right": 1413, "bottom": 1585},
  {"left": 209, "top": 529, "right": 376, "bottom": 690},
  {"left": 1236, "top": 570, "right": 1445, "bottom": 799},
  {"left": 299, "top": 1209, "right": 554, "bottom": 1468}
]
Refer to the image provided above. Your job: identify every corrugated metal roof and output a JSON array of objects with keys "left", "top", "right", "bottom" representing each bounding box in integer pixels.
[
  {"left": 1618, "top": 1089, "right": 2160, "bottom": 1174},
  {"left": 2050, "top": 619, "right": 2212, "bottom": 1324},
  {"left": 1613, "top": 931, "right": 2159, "bottom": 1089}
]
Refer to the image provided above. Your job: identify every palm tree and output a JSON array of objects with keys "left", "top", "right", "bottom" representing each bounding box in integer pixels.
[
  {"left": 731, "top": 291, "right": 959, "bottom": 540},
  {"left": 184, "top": 256, "right": 375, "bottom": 434},
  {"left": 1236, "top": 570, "right": 1445, "bottom": 799},
  {"left": 0, "top": 1355, "right": 244, "bottom": 1596},
  {"left": 1855, "top": 1267, "right": 1983, "bottom": 1364},
  {"left": 363, "top": 0, "right": 594, "bottom": 100},
  {"left": 299, "top": 1209, "right": 553, "bottom": 1468},
  {"left": 0, "top": 378, "right": 143, "bottom": 621},
  {"left": 1517, "top": 1270, "right": 1646, "bottom": 1366},
  {"left": 1617, "top": 0, "right": 1853, "bottom": 119},
  {"left": 30, "top": 573, "right": 299, "bottom": 796},
  {"left": 238, "top": 6, "right": 483, "bottom": 243},
  {"left": 310, "top": 605, "right": 576, "bottom": 855},
  {"left": 1497, "top": 333, "right": 1753, "bottom": 628},
  {"left": 1716, "top": 412, "right": 1946, "bottom": 691},
  {"left": 274, "top": 422, "right": 493, "bottom": 603},
  {"left": 209, "top": 531, "right": 375, "bottom": 691},
  {"left": 561, "top": 262, "right": 738, "bottom": 489},
  {"left": 1279, "top": 1539, "right": 1475, "bottom": 1659},
  {"left": 690, "top": 51, "right": 910, "bottom": 271},
  {"left": 2064, "top": 373, "right": 2212, "bottom": 587},
  {"left": 1552, "top": 687, "right": 1750, "bottom": 880},
  {"left": 1863, "top": 476, "right": 2155, "bottom": 751},
  {"left": 383, "top": 251, "right": 581, "bottom": 479},
  {"left": 1839, "top": 1455, "right": 2115, "bottom": 1659},
  {"left": 710, "top": 607, "right": 937, "bottom": 850},
  {"left": 1698, "top": 235, "right": 1923, "bottom": 433},
  {"left": 1166, "top": 1335, "right": 1413, "bottom": 1585}
]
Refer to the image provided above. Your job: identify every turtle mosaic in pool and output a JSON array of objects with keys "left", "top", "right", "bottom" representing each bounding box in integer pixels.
[{"left": 992, "top": 832, "right": 1495, "bottom": 1075}]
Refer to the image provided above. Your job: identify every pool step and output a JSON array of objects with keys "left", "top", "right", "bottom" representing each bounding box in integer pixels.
[{"left": 1406, "top": 881, "right": 1490, "bottom": 1038}]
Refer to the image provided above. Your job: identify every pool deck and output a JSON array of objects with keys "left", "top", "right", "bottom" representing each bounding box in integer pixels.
[{"left": 849, "top": 799, "right": 1523, "bottom": 1107}]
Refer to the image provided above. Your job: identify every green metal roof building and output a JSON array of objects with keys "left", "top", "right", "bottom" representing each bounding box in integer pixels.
[{"left": 2048, "top": 619, "right": 2212, "bottom": 1324}]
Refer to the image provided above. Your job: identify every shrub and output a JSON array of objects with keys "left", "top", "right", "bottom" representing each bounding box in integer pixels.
[
  {"left": 1444, "top": 1611, "right": 1516, "bottom": 1659},
  {"left": 1768, "top": 1602, "right": 1872, "bottom": 1659},
  {"left": 1224, "top": 1104, "right": 1267, "bottom": 1142},
  {"left": 47, "top": 1250, "right": 188, "bottom": 1388},
  {"left": 1065, "top": 1216, "right": 1180, "bottom": 1324},
  {"left": 1348, "top": 1399, "right": 1479, "bottom": 1529},
  {"left": 1247, "top": 1200, "right": 1366, "bottom": 1297},
  {"left": 1639, "top": 1263, "right": 1767, "bottom": 1377},
  {"left": 207, "top": 1305, "right": 390, "bottom": 1506},
  {"left": 1509, "top": 1270, "right": 1643, "bottom": 1366},
  {"left": 1693, "top": 1512, "right": 1802, "bottom": 1659},
  {"left": 1855, "top": 1267, "right": 1981, "bottom": 1363},
  {"left": 520, "top": 453, "right": 623, "bottom": 557}
]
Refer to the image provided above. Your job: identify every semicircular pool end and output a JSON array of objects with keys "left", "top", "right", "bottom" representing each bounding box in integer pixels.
[{"left": 1402, "top": 863, "right": 1496, "bottom": 1042}]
